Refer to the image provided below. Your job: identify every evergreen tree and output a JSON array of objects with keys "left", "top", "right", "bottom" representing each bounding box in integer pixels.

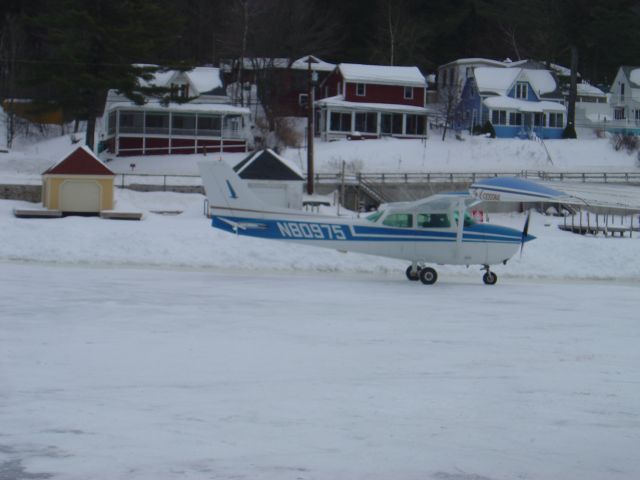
[{"left": 27, "top": 0, "right": 184, "bottom": 150}]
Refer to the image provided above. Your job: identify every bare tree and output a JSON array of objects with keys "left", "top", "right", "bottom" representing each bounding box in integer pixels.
[
  {"left": 371, "top": 0, "right": 428, "bottom": 66},
  {"left": 438, "top": 85, "right": 460, "bottom": 141},
  {"left": 0, "top": 13, "right": 22, "bottom": 148}
]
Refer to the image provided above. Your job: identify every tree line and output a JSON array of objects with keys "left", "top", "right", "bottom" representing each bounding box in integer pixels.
[{"left": 1, "top": 0, "right": 640, "bottom": 147}]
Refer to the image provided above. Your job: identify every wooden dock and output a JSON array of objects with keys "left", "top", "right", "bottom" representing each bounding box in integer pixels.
[
  {"left": 13, "top": 209, "right": 62, "bottom": 218},
  {"left": 559, "top": 212, "right": 638, "bottom": 237}
]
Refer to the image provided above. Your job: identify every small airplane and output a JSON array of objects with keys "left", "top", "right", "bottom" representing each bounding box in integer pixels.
[{"left": 199, "top": 161, "right": 555, "bottom": 285}]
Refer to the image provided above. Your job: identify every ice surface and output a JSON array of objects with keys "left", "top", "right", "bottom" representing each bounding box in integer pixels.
[{"left": 1, "top": 262, "right": 639, "bottom": 480}]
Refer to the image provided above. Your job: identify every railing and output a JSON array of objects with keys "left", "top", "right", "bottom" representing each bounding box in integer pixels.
[
  {"left": 313, "top": 171, "right": 640, "bottom": 185},
  {"left": 113, "top": 170, "right": 640, "bottom": 190}
]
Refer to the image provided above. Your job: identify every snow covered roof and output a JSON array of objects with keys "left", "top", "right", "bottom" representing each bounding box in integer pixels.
[
  {"left": 135, "top": 65, "right": 223, "bottom": 95},
  {"left": 291, "top": 55, "right": 336, "bottom": 72},
  {"left": 483, "top": 96, "right": 565, "bottom": 113},
  {"left": 473, "top": 67, "right": 557, "bottom": 96},
  {"left": 628, "top": 67, "right": 640, "bottom": 88},
  {"left": 338, "top": 64, "right": 425, "bottom": 87},
  {"left": 473, "top": 67, "right": 521, "bottom": 95},
  {"left": 182, "top": 67, "right": 223, "bottom": 94},
  {"left": 108, "top": 100, "right": 250, "bottom": 115},
  {"left": 315, "top": 95, "right": 429, "bottom": 113},
  {"left": 577, "top": 82, "right": 605, "bottom": 97},
  {"left": 43, "top": 145, "right": 114, "bottom": 176}
]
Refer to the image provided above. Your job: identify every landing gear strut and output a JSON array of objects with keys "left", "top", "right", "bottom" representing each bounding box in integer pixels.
[
  {"left": 406, "top": 263, "right": 438, "bottom": 285},
  {"left": 482, "top": 265, "right": 498, "bottom": 285}
]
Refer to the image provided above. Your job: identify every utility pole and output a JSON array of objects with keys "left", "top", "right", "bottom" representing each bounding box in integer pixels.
[{"left": 306, "top": 57, "right": 316, "bottom": 195}]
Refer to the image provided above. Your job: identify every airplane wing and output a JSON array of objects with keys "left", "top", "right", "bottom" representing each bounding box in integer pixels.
[{"left": 470, "top": 177, "right": 640, "bottom": 211}]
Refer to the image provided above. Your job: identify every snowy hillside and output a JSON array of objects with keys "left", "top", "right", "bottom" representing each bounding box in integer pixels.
[{"left": 1, "top": 132, "right": 638, "bottom": 185}]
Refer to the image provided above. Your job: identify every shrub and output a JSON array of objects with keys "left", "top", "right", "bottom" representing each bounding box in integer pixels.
[
  {"left": 562, "top": 124, "right": 577, "bottom": 139},
  {"left": 611, "top": 133, "right": 639, "bottom": 153},
  {"left": 481, "top": 120, "right": 496, "bottom": 138}
]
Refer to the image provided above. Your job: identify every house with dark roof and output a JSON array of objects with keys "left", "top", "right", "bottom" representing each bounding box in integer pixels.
[
  {"left": 315, "top": 63, "right": 428, "bottom": 140},
  {"left": 233, "top": 149, "right": 304, "bottom": 209},
  {"left": 455, "top": 66, "right": 566, "bottom": 139},
  {"left": 42, "top": 146, "right": 115, "bottom": 212},
  {"left": 608, "top": 66, "right": 640, "bottom": 133}
]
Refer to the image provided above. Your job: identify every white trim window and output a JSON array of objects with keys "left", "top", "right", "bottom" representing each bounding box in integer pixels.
[
  {"left": 515, "top": 82, "right": 528, "bottom": 99},
  {"left": 404, "top": 86, "right": 414, "bottom": 99},
  {"left": 491, "top": 110, "right": 507, "bottom": 125},
  {"left": 356, "top": 83, "right": 366, "bottom": 96},
  {"left": 635, "top": 109, "right": 640, "bottom": 124},
  {"left": 614, "top": 107, "right": 626, "bottom": 120},
  {"left": 329, "top": 111, "right": 352, "bottom": 132},
  {"left": 298, "top": 93, "right": 308, "bottom": 107},
  {"left": 508, "top": 112, "right": 522, "bottom": 126},
  {"left": 548, "top": 112, "right": 564, "bottom": 128}
]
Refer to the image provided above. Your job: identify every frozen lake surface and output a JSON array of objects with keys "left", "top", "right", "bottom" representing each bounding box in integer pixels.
[{"left": 2, "top": 262, "right": 639, "bottom": 480}]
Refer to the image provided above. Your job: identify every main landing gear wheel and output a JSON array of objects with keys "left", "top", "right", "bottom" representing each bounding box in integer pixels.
[
  {"left": 405, "top": 265, "right": 422, "bottom": 281},
  {"left": 482, "top": 271, "right": 498, "bottom": 285},
  {"left": 419, "top": 267, "right": 438, "bottom": 285}
]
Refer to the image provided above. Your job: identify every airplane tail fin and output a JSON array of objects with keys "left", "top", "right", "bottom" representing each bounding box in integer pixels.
[{"left": 198, "top": 160, "right": 268, "bottom": 214}]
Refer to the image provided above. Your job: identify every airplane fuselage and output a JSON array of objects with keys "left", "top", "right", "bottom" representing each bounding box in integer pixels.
[{"left": 212, "top": 211, "right": 524, "bottom": 266}]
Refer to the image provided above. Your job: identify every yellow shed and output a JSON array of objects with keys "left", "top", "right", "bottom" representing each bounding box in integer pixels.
[{"left": 42, "top": 146, "right": 115, "bottom": 213}]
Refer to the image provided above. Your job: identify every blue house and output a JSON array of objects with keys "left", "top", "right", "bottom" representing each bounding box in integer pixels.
[{"left": 456, "top": 67, "right": 566, "bottom": 139}]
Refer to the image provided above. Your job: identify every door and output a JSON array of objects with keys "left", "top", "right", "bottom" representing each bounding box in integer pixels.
[{"left": 59, "top": 180, "right": 101, "bottom": 212}]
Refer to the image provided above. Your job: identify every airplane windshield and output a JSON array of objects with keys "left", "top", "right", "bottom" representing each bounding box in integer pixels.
[
  {"left": 453, "top": 210, "right": 476, "bottom": 226},
  {"left": 366, "top": 210, "right": 384, "bottom": 223}
]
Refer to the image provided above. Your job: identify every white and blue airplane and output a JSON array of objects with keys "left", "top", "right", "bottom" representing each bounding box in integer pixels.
[{"left": 198, "top": 161, "right": 563, "bottom": 285}]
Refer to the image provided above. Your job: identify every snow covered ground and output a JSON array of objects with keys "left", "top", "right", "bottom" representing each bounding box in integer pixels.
[
  {"left": 1, "top": 129, "right": 640, "bottom": 479},
  {"left": 1, "top": 130, "right": 638, "bottom": 185},
  {"left": 2, "top": 262, "right": 640, "bottom": 480}
]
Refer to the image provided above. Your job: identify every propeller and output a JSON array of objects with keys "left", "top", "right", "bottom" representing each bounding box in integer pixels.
[{"left": 520, "top": 211, "right": 531, "bottom": 258}]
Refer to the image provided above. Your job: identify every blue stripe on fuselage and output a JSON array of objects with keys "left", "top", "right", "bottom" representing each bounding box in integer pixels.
[{"left": 212, "top": 216, "right": 524, "bottom": 244}]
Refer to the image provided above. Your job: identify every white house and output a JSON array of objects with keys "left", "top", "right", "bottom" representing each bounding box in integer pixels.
[{"left": 608, "top": 66, "right": 640, "bottom": 133}]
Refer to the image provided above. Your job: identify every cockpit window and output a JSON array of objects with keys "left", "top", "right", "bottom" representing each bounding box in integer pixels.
[
  {"left": 453, "top": 211, "right": 476, "bottom": 227},
  {"left": 366, "top": 210, "right": 384, "bottom": 223},
  {"left": 382, "top": 213, "right": 413, "bottom": 228},
  {"left": 417, "top": 213, "right": 451, "bottom": 228}
]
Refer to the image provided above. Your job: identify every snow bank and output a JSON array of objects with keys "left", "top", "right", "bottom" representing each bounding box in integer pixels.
[{"left": 2, "top": 189, "right": 639, "bottom": 282}]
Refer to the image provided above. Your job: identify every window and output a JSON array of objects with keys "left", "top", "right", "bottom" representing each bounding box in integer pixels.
[
  {"left": 355, "top": 112, "right": 377, "bottom": 133},
  {"left": 515, "top": 82, "right": 528, "bottom": 99},
  {"left": 366, "top": 210, "right": 384, "bottom": 222},
  {"left": 614, "top": 107, "right": 626, "bottom": 120},
  {"left": 380, "top": 113, "right": 403, "bottom": 135},
  {"left": 119, "top": 111, "right": 143, "bottom": 133},
  {"left": 491, "top": 110, "right": 507, "bottom": 125},
  {"left": 224, "top": 115, "right": 242, "bottom": 134},
  {"left": 548, "top": 112, "right": 564, "bottom": 128},
  {"left": 197, "top": 115, "right": 222, "bottom": 136},
  {"left": 172, "top": 114, "right": 196, "bottom": 135},
  {"left": 405, "top": 114, "right": 426, "bottom": 135},
  {"left": 330, "top": 111, "right": 352, "bottom": 132},
  {"left": 382, "top": 213, "right": 413, "bottom": 228},
  {"left": 108, "top": 111, "right": 116, "bottom": 135},
  {"left": 404, "top": 86, "right": 414, "bottom": 99},
  {"left": 465, "top": 66, "right": 473, "bottom": 79},
  {"left": 533, "top": 112, "right": 544, "bottom": 126},
  {"left": 356, "top": 83, "right": 366, "bottom": 96},
  {"left": 417, "top": 213, "right": 450, "bottom": 228},
  {"left": 337, "top": 82, "right": 342, "bottom": 95},
  {"left": 298, "top": 93, "right": 308, "bottom": 107},
  {"left": 453, "top": 211, "right": 476, "bottom": 227},
  {"left": 509, "top": 112, "right": 522, "bottom": 126},
  {"left": 145, "top": 113, "right": 169, "bottom": 134},
  {"left": 635, "top": 110, "right": 640, "bottom": 122},
  {"left": 620, "top": 83, "right": 625, "bottom": 101}
]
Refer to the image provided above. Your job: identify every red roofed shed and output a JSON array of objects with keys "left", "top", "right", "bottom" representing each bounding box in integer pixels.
[{"left": 42, "top": 146, "right": 115, "bottom": 213}]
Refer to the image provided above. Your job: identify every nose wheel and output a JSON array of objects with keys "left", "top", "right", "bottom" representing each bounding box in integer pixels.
[
  {"left": 405, "top": 263, "right": 422, "bottom": 281},
  {"left": 482, "top": 265, "right": 498, "bottom": 285}
]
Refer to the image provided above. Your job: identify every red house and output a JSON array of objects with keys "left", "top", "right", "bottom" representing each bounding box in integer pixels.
[{"left": 316, "top": 63, "right": 428, "bottom": 140}]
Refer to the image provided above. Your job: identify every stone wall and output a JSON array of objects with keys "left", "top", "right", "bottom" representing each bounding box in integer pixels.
[{"left": 0, "top": 185, "right": 42, "bottom": 203}]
